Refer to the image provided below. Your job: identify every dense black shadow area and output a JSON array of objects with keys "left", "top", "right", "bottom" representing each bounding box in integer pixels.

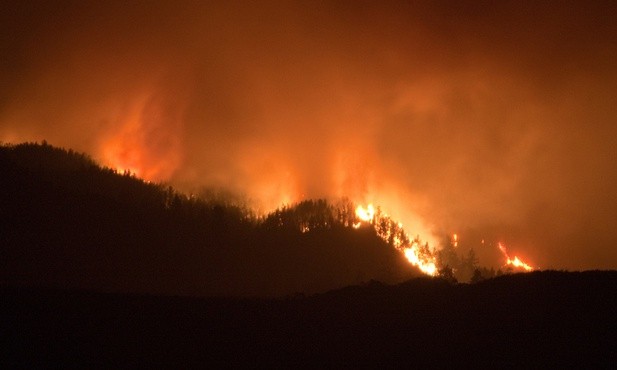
[
  {"left": 0, "top": 142, "right": 418, "bottom": 296},
  {"left": 4, "top": 271, "right": 616, "bottom": 367}
]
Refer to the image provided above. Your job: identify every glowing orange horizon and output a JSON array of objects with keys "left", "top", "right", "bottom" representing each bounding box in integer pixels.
[
  {"left": 98, "top": 92, "right": 183, "bottom": 182},
  {"left": 102, "top": 141, "right": 144, "bottom": 177}
]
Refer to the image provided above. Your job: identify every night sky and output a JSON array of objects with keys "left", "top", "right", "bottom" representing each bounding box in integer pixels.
[{"left": 2, "top": 1, "right": 617, "bottom": 270}]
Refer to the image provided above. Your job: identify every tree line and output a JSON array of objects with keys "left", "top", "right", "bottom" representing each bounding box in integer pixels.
[{"left": 0, "top": 142, "right": 518, "bottom": 295}]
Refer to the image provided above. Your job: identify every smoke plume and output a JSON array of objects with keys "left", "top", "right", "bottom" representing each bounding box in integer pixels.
[{"left": 2, "top": 1, "right": 617, "bottom": 269}]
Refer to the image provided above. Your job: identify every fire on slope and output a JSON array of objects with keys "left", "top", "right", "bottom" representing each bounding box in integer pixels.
[
  {"left": 352, "top": 203, "right": 536, "bottom": 277},
  {"left": 353, "top": 204, "right": 437, "bottom": 276},
  {"left": 353, "top": 204, "right": 375, "bottom": 228},
  {"left": 498, "top": 242, "right": 534, "bottom": 271}
]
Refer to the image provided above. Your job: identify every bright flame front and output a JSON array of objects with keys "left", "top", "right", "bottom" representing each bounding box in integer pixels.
[
  {"left": 498, "top": 243, "right": 534, "bottom": 271},
  {"left": 355, "top": 204, "right": 375, "bottom": 222},
  {"left": 354, "top": 203, "right": 437, "bottom": 276}
]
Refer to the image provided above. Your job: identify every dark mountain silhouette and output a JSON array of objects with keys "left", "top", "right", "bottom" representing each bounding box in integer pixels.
[
  {"left": 4, "top": 270, "right": 616, "bottom": 367},
  {"left": 0, "top": 142, "right": 419, "bottom": 297},
  {"left": 3, "top": 143, "right": 616, "bottom": 367}
]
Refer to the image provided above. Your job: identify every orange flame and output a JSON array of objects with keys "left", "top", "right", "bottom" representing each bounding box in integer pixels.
[
  {"left": 355, "top": 204, "right": 375, "bottom": 222},
  {"left": 498, "top": 242, "right": 534, "bottom": 271},
  {"left": 354, "top": 203, "right": 437, "bottom": 275},
  {"left": 404, "top": 246, "right": 437, "bottom": 276}
]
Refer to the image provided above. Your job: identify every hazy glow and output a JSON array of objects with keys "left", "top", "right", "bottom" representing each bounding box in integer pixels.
[
  {"left": 99, "top": 90, "right": 185, "bottom": 181},
  {"left": 1, "top": 1, "right": 617, "bottom": 270}
]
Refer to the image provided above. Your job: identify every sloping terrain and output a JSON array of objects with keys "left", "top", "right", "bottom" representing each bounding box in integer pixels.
[{"left": 0, "top": 142, "right": 418, "bottom": 297}]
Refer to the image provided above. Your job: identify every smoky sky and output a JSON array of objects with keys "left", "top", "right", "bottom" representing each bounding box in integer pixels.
[{"left": 2, "top": 1, "right": 617, "bottom": 270}]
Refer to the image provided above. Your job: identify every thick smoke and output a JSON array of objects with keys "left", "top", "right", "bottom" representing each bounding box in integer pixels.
[{"left": 1, "top": 1, "right": 617, "bottom": 269}]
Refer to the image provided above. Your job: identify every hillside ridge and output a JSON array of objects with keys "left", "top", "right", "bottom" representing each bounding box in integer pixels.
[{"left": 0, "top": 142, "right": 420, "bottom": 297}]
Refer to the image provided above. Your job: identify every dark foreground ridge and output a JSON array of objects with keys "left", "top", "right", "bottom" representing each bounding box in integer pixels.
[
  {"left": 0, "top": 142, "right": 418, "bottom": 297},
  {"left": 5, "top": 270, "right": 617, "bottom": 367}
]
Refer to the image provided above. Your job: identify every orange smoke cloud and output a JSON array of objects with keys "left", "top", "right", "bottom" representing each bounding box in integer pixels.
[
  {"left": 99, "top": 90, "right": 185, "bottom": 181},
  {"left": 2, "top": 1, "right": 617, "bottom": 271}
]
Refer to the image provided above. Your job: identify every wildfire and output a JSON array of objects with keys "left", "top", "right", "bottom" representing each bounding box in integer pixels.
[
  {"left": 352, "top": 204, "right": 375, "bottom": 228},
  {"left": 355, "top": 204, "right": 375, "bottom": 222},
  {"left": 99, "top": 91, "right": 183, "bottom": 182},
  {"left": 102, "top": 140, "right": 143, "bottom": 177},
  {"left": 404, "top": 246, "right": 437, "bottom": 276},
  {"left": 498, "top": 243, "right": 534, "bottom": 271},
  {"left": 354, "top": 203, "right": 437, "bottom": 276}
]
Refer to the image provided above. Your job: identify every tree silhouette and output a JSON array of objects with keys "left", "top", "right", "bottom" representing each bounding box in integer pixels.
[
  {"left": 0, "top": 142, "right": 422, "bottom": 296},
  {"left": 458, "top": 248, "right": 479, "bottom": 282},
  {"left": 437, "top": 265, "right": 457, "bottom": 284},
  {"left": 436, "top": 235, "right": 459, "bottom": 275}
]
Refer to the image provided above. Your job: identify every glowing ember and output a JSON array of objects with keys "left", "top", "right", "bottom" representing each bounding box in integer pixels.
[
  {"left": 452, "top": 233, "right": 458, "bottom": 247},
  {"left": 498, "top": 242, "right": 534, "bottom": 271}
]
